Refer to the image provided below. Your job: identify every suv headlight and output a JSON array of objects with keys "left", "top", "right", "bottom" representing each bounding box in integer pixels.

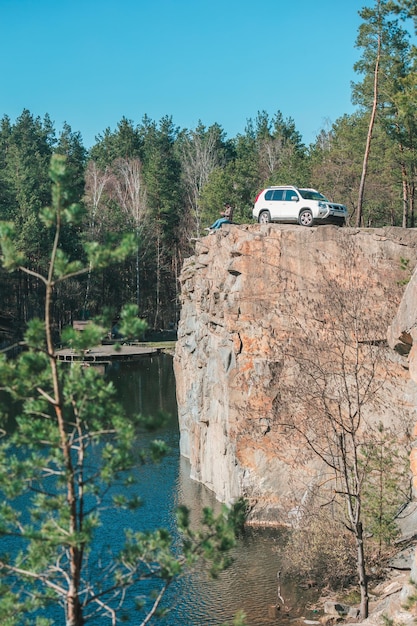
[{"left": 318, "top": 201, "right": 328, "bottom": 209}]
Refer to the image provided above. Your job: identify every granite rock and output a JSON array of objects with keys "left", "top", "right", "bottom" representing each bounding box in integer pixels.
[{"left": 174, "top": 224, "right": 417, "bottom": 523}]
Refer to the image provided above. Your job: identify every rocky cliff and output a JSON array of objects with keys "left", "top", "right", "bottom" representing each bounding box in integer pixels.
[
  {"left": 174, "top": 224, "right": 417, "bottom": 524},
  {"left": 388, "top": 264, "right": 417, "bottom": 603}
]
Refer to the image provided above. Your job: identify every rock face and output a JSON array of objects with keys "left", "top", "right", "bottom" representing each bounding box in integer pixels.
[
  {"left": 388, "top": 264, "right": 417, "bottom": 589},
  {"left": 388, "top": 267, "right": 417, "bottom": 396},
  {"left": 174, "top": 224, "right": 417, "bottom": 524}
]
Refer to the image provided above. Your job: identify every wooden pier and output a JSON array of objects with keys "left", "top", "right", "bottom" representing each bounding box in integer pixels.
[{"left": 56, "top": 343, "right": 165, "bottom": 364}]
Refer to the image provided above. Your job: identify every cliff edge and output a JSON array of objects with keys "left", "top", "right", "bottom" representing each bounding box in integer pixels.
[{"left": 174, "top": 224, "right": 417, "bottom": 524}]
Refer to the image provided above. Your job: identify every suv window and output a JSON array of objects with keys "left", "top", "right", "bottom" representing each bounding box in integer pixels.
[
  {"left": 299, "top": 189, "right": 328, "bottom": 201},
  {"left": 264, "top": 189, "right": 284, "bottom": 201},
  {"left": 284, "top": 189, "right": 298, "bottom": 201}
]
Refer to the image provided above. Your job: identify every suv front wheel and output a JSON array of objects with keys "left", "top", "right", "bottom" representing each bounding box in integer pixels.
[
  {"left": 298, "top": 209, "right": 314, "bottom": 227},
  {"left": 258, "top": 210, "right": 271, "bottom": 224}
]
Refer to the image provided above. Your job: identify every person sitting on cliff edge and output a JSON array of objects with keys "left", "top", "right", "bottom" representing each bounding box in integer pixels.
[{"left": 204, "top": 202, "right": 234, "bottom": 234}]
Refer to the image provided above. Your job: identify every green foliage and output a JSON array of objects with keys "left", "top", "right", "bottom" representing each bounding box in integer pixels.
[
  {"left": 177, "top": 121, "right": 234, "bottom": 235},
  {"left": 0, "top": 583, "right": 53, "bottom": 626},
  {"left": 89, "top": 116, "right": 143, "bottom": 167},
  {"left": 140, "top": 115, "right": 182, "bottom": 245},
  {"left": 0, "top": 222, "right": 25, "bottom": 270},
  {"left": 0, "top": 155, "right": 246, "bottom": 625},
  {"left": 402, "top": 577, "right": 417, "bottom": 611},
  {"left": 351, "top": 0, "right": 416, "bottom": 227},
  {"left": 177, "top": 499, "right": 247, "bottom": 578},
  {"left": 398, "top": 256, "right": 412, "bottom": 284},
  {"left": 200, "top": 166, "right": 236, "bottom": 225},
  {"left": 55, "top": 122, "right": 87, "bottom": 204},
  {"left": 361, "top": 422, "right": 411, "bottom": 557},
  {"left": 221, "top": 610, "right": 248, "bottom": 626},
  {"left": 0, "top": 110, "right": 54, "bottom": 262},
  {"left": 400, "top": 256, "right": 410, "bottom": 270}
]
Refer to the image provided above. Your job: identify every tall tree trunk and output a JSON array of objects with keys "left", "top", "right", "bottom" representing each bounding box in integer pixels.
[
  {"left": 136, "top": 225, "right": 140, "bottom": 310},
  {"left": 397, "top": 140, "right": 409, "bottom": 227},
  {"left": 356, "top": 521, "right": 369, "bottom": 619},
  {"left": 401, "top": 164, "right": 409, "bottom": 228},
  {"left": 45, "top": 199, "right": 84, "bottom": 626},
  {"left": 356, "top": 34, "right": 381, "bottom": 227},
  {"left": 153, "top": 223, "right": 162, "bottom": 330},
  {"left": 67, "top": 578, "right": 85, "bottom": 626},
  {"left": 340, "top": 433, "right": 369, "bottom": 620},
  {"left": 410, "top": 181, "right": 415, "bottom": 228}
]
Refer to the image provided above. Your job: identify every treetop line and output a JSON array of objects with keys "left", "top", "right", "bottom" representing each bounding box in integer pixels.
[{"left": 1, "top": 0, "right": 416, "bottom": 334}]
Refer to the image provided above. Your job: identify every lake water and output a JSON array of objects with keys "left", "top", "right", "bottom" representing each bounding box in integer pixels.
[
  {"left": 106, "top": 355, "right": 317, "bottom": 626},
  {"left": 4, "top": 354, "right": 316, "bottom": 625}
]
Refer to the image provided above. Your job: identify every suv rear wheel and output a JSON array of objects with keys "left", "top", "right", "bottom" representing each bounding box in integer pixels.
[
  {"left": 258, "top": 210, "right": 271, "bottom": 224},
  {"left": 298, "top": 209, "right": 313, "bottom": 227}
]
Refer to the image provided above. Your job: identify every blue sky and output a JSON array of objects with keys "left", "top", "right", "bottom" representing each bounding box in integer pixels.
[{"left": 1, "top": 0, "right": 367, "bottom": 148}]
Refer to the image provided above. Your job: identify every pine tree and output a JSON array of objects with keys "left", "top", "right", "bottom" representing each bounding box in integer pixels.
[
  {"left": 0, "top": 154, "right": 246, "bottom": 626},
  {"left": 362, "top": 423, "right": 411, "bottom": 559}
]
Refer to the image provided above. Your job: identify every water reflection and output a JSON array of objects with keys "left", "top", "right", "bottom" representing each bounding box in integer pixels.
[{"left": 108, "top": 356, "right": 317, "bottom": 626}]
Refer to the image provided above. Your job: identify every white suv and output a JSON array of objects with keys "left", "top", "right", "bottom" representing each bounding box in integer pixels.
[{"left": 253, "top": 186, "right": 348, "bottom": 227}]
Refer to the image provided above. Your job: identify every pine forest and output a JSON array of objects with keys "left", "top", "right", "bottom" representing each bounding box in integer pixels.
[{"left": 1, "top": 0, "right": 417, "bottom": 339}]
